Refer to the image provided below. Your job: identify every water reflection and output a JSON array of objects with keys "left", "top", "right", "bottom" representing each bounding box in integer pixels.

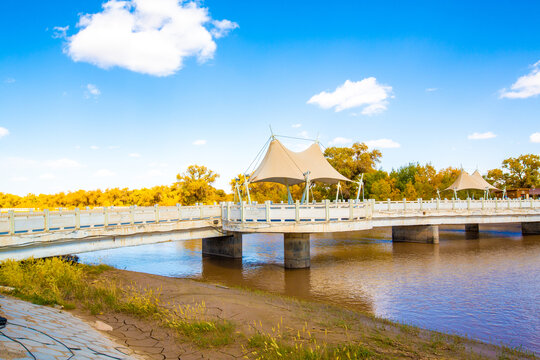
[{"left": 78, "top": 224, "right": 540, "bottom": 353}]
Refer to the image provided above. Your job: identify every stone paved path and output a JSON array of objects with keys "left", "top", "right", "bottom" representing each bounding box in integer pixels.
[{"left": 0, "top": 295, "right": 140, "bottom": 359}]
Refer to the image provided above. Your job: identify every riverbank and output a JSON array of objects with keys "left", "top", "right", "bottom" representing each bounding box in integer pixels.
[{"left": 0, "top": 258, "right": 536, "bottom": 359}]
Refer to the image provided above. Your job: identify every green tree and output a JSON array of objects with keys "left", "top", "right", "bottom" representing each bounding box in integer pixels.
[{"left": 487, "top": 154, "right": 540, "bottom": 188}]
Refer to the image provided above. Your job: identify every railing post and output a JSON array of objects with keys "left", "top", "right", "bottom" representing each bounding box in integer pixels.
[
  {"left": 295, "top": 200, "right": 300, "bottom": 222},
  {"left": 436, "top": 198, "right": 440, "bottom": 210},
  {"left": 481, "top": 198, "right": 485, "bottom": 210},
  {"left": 403, "top": 198, "right": 407, "bottom": 212},
  {"left": 495, "top": 198, "right": 498, "bottom": 209},
  {"left": 519, "top": 198, "right": 523, "bottom": 208},
  {"left": 75, "top": 208, "right": 80, "bottom": 230},
  {"left": 467, "top": 198, "right": 471, "bottom": 210},
  {"left": 452, "top": 198, "right": 455, "bottom": 210},
  {"left": 325, "top": 199, "right": 330, "bottom": 221},
  {"left": 130, "top": 206, "right": 135, "bottom": 225},
  {"left": 199, "top": 203, "right": 204, "bottom": 219},
  {"left": 418, "top": 198, "right": 422, "bottom": 210},
  {"left": 507, "top": 198, "right": 511, "bottom": 209},
  {"left": 387, "top": 198, "right": 391, "bottom": 211},
  {"left": 241, "top": 201, "right": 245, "bottom": 223},
  {"left": 154, "top": 204, "right": 159, "bottom": 223},
  {"left": 8, "top": 210, "right": 14, "bottom": 235},
  {"left": 531, "top": 198, "right": 534, "bottom": 209},
  {"left": 44, "top": 209, "right": 50, "bottom": 232},
  {"left": 104, "top": 206, "right": 109, "bottom": 227},
  {"left": 265, "top": 200, "right": 271, "bottom": 223},
  {"left": 227, "top": 202, "right": 231, "bottom": 221},
  {"left": 349, "top": 199, "right": 353, "bottom": 220}
]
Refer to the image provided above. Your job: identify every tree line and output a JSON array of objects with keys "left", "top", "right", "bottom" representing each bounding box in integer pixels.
[{"left": 1, "top": 144, "right": 538, "bottom": 209}]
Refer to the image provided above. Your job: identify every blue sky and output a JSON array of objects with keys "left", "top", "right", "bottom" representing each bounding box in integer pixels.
[{"left": 1, "top": 0, "right": 539, "bottom": 195}]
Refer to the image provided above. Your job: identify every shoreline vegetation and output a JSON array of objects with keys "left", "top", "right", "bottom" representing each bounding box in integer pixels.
[
  {"left": 0, "top": 149, "right": 538, "bottom": 209},
  {"left": 0, "top": 258, "right": 536, "bottom": 359}
]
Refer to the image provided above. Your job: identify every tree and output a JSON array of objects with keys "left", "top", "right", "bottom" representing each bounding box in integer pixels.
[
  {"left": 176, "top": 165, "right": 221, "bottom": 205},
  {"left": 487, "top": 154, "right": 540, "bottom": 189}
]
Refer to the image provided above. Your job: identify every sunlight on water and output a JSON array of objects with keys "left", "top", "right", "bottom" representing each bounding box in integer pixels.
[{"left": 78, "top": 224, "right": 540, "bottom": 353}]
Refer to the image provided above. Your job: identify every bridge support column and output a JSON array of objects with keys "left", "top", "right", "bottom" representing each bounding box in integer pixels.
[
  {"left": 465, "top": 224, "right": 479, "bottom": 239},
  {"left": 202, "top": 233, "right": 242, "bottom": 258},
  {"left": 392, "top": 225, "right": 439, "bottom": 244},
  {"left": 521, "top": 222, "right": 540, "bottom": 236},
  {"left": 284, "top": 233, "right": 310, "bottom": 269}
]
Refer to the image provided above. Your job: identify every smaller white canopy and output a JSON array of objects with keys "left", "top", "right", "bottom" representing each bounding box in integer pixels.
[{"left": 446, "top": 170, "right": 498, "bottom": 191}]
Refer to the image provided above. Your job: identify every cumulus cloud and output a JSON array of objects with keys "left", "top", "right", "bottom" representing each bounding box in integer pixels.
[
  {"left": 530, "top": 132, "right": 540, "bottom": 143},
  {"left": 0, "top": 127, "right": 9, "bottom": 138},
  {"left": 85, "top": 84, "right": 100, "bottom": 98},
  {"left": 10, "top": 176, "right": 28, "bottom": 182},
  {"left": 90, "top": 145, "right": 99, "bottom": 150},
  {"left": 365, "top": 139, "right": 400, "bottom": 149},
  {"left": 39, "top": 173, "right": 56, "bottom": 180},
  {"left": 426, "top": 87, "right": 437, "bottom": 92},
  {"left": 52, "top": 25, "right": 69, "bottom": 39},
  {"left": 328, "top": 137, "right": 352, "bottom": 146},
  {"left": 93, "top": 168, "right": 116, "bottom": 177},
  {"left": 193, "top": 139, "right": 206, "bottom": 145},
  {"left": 500, "top": 60, "right": 540, "bottom": 99},
  {"left": 307, "top": 78, "right": 393, "bottom": 115},
  {"left": 44, "top": 158, "right": 82, "bottom": 169},
  {"left": 129, "top": 152, "right": 141, "bottom": 157},
  {"left": 4, "top": 78, "right": 15, "bottom": 84},
  {"left": 468, "top": 132, "right": 496, "bottom": 140},
  {"left": 64, "top": 0, "right": 238, "bottom": 77},
  {"left": 292, "top": 123, "right": 302, "bottom": 128},
  {"left": 108, "top": 145, "right": 120, "bottom": 149}
]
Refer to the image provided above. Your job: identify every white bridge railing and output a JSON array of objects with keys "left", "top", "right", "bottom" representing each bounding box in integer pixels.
[
  {"left": 1, "top": 199, "right": 538, "bottom": 236},
  {"left": 223, "top": 198, "right": 540, "bottom": 224},
  {"left": 0, "top": 205, "right": 221, "bottom": 236}
]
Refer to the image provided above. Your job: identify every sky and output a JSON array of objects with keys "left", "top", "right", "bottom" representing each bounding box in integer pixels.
[{"left": 1, "top": 0, "right": 539, "bottom": 195}]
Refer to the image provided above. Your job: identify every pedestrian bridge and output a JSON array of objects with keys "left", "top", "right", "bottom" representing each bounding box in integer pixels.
[{"left": 1, "top": 199, "right": 539, "bottom": 268}]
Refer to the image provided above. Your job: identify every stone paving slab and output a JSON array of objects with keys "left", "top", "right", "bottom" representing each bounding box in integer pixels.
[{"left": 0, "top": 295, "right": 140, "bottom": 359}]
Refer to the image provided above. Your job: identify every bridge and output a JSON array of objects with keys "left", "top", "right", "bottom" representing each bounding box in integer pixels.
[{"left": 1, "top": 198, "right": 539, "bottom": 268}]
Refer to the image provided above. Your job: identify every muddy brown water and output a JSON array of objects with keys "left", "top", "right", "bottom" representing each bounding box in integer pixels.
[{"left": 78, "top": 224, "right": 540, "bottom": 354}]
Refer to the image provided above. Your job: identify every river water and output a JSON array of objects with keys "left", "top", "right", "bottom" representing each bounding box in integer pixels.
[{"left": 78, "top": 224, "right": 540, "bottom": 354}]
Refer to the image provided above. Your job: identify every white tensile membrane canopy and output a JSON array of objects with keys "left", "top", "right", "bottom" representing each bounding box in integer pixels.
[
  {"left": 249, "top": 139, "right": 351, "bottom": 185},
  {"left": 445, "top": 170, "right": 499, "bottom": 191}
]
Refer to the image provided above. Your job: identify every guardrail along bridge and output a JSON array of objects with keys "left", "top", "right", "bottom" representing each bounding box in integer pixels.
[{"left": 1, "top": 199, "right": 539, "bottom": 268}]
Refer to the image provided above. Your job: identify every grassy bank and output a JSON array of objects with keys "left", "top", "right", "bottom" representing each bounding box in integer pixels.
[{"left": 0, "top": 258, "right": 536, "bottom": 359}]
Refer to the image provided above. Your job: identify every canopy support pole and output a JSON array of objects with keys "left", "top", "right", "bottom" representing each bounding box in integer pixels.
[
  {"left": 244, "top": 178, "right": 252, "bottom": 204},
  {"left": 356, "top": 174, "right": 364, "bottom": 201},
  {"left": 301, "top": 172, "right": 310, "bottom": 204},
  {"left": 234, "top": 180, "right": 243, "bottom": 204},
  {"left": 335, "top": 182, "right": 341, "bottom": 202},
  {"left": 286, "top": 184, "right": 293, "bottom": 205}
]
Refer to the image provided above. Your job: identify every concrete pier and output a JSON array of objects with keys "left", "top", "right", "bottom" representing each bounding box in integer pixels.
[
  {"left": 392, "top": 225, "right": 439, "bottom": 244},
  {"left": 284, "top": 233, "right": 311, "bottom": 269},
  {"left": 521, "top": 222, "right": 540, "bottom": 236},
  {"left": 465, "top": 224, "right": 480, "bottom": 239},
  {"left": 202, "top": 233, "right": 242, "bottom": 258}
]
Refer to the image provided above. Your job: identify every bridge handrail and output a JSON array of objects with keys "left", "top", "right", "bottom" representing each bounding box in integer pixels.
[{"left": 0, "top": 205, "right": 221, "bottom": 236}]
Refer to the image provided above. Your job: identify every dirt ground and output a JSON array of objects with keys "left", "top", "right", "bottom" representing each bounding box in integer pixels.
[{"left": 66, "top": 268, "right": 530, "bottom": 360}]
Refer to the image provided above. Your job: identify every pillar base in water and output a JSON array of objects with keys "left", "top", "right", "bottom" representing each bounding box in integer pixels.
[
  {"left": 202, "top": 233, "right": 242, "bottom": 258},
  {"left": 392, "top": 225, "right": 439, "bottom": 244},
  {"left": 522, "top": 222, "right": 540, "bottom": 236},
  {"left": 465, "top": 224, "right": 479, "bottom": 239},
  {"left": 284, "top": 233, "right": 310, "bottom": 269}
]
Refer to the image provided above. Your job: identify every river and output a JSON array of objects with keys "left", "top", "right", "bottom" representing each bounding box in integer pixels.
[{"left": 77, "top": 224, "right": 540, "bottom": 354}]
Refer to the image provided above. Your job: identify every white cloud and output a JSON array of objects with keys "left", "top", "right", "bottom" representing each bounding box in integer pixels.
[
  {"left": 90, "top": 145, "right": 99, "bottom": 150},
  {"left": 307, "top": 78, "right": 393, "bottom": 115},
  {"left": 328, "top": 137, "right": 352, "bottom": 146},
  {"left": 39, "top": 173, "right": 56, "bottom": 180},
  {"left": 365, "top": 139, "right": 400, "bottom": 149},
  {"left": 85, "top": 84, "right": 100, "bottom": 98},
  {"left": 129, "top": 152, "right": 141, "bottom": 157},
  {"left": 468, "top": 132, "right": 496, "bottom": 140},
  {"left": 4, "top": 78, "right": 15, "bottom": 84},
  {"left": 52, "top": 25, "right": 69, "bottom": 39},
  {"left": 500, "top": 60, "right": 540, "bottom": 99},
  {"left": 292, "top": 123, "right": 302, "bottom": 128},
  {"left": 426, "top": 87, "right": 437, "bottom": 92},
  {"left": 193, "top": 139, "right": 206, "bottom": 145},
  {"left": 108, "top": 145, "right": 120, "bottom": 149},
  {"left": 210, "top": 19, "right": 238, "bottom": 38},
  {"left": 93, "top": 168, "right": 116, "bottom": 177},
  {"left": 64, "top": 0, "right": 238, "bottom": 77},
  {"left": 530, "top": 132, "right": 540, "bottom": 143},
  {"left": 0, "top": 127, "right": 9, "bottom": 138},
  {"left": 44, "top": 158, "right": 82, "bottom": 169}
]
